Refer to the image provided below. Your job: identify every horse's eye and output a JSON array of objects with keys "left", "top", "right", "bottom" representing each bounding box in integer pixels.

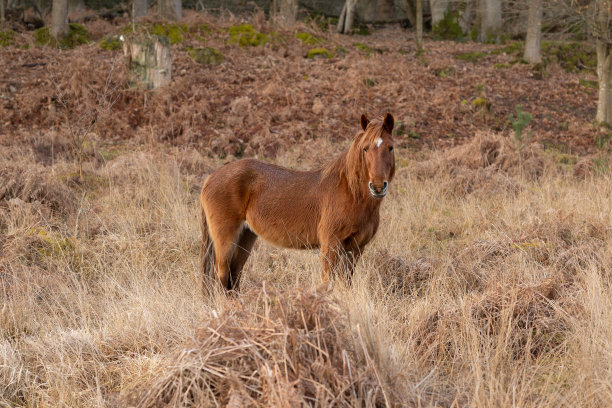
[
  {"left": 364, "top": 147, "right": 368, "bottom": 152},
  {"left": 389, "top": 146, "right": 394, "bottom": 151}
]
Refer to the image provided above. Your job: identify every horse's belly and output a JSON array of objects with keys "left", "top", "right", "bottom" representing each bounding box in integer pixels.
[{"left": 245, "top": 213, "right": 319, "bottom": 250}]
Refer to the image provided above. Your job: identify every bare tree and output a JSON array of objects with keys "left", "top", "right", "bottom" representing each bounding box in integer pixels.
[
  {"left": 524, "top": 0, "right": 543, "bottom": 63},
  {"left": 51, "top": 0, "right": 69, "bottom": 40}
]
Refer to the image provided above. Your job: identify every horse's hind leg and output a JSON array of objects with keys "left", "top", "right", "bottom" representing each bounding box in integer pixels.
[
  {"left": 208, "top": 220, "right": 244, "bottom": 290},
  {"left": 228, "top": 227, "right": 258, "bottom": 291}
]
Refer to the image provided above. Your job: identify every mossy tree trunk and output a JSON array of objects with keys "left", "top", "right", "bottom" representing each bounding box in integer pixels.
[
  {"left": 123, "top": 35, "right": 172, "bottom": 90},
  {"left": 524, "top": 0, "right": 542, "bottom": 63},
  {"left": 133, "top": 0, "right": 148, "bottom": 18},
  {"left": 416, "top": 0, "right": 423, "bottom": 51},
  {"left": 158, "top": 0, "right": 181, "bottom": 21},
  {"left": 596, "top": 41, "right": 612, "bottom": 124},
  {"left": 51, "top": 0, "right": 69, "bottom": 40}
]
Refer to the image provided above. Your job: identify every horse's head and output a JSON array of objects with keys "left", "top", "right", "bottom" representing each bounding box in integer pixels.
[{"left": 359, "top": 113, "right": 395, "bottom": 198}]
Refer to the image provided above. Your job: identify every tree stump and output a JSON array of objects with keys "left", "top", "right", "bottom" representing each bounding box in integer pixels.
[{"left": 123, "top": 35, "right": 171, "bottom": 90}]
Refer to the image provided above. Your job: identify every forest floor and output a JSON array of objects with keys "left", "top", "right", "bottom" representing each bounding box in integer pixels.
[{"left": 1, "top": 10, "right": 611, "bottom": 408}]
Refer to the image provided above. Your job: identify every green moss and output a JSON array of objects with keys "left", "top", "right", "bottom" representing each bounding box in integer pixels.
[
  {"left": 0, "top": 30, "right": 16, "bottom": 47},
  {"left": 579, "top": 78, "right": 598, "bottom": 89},
  {"left": 295, "top": 32, "right": 322, "bottom": 45},
  {"left": 228, "top": 23, "right": 268, "bottom": 47},
  {"left": 334, "top": 45, "right": 347, "bottom": 58},
  {"left": 433, "top": 10, "right": 464, "bottom": 41},
  {"left": 34, "top": 23, "right": 89, "bottom": 49},
  {"left": 472, "top": 97, "right": 487, "bottom": 108},
  {"left": 122, "top": 23, "right": 188, "bottom": 45},
  {"left": 435, "top": 67, "right": 455, "bottom": 77},
  {"left": 188, "top": 46, "right": 224, "bottom": 65},
  {"left": 494, "top": 63, "right": 510, "bottom": 69},
  {"left": 100, "top": 35, "right": 122, "bottom": 51},
  {"left": 29, "top": 227, "right": 75, "bottom": 259},
  {"left": 355, "top": 24, "right": 371, "bottom": 35},
  {"left": 150, "top": 23, "right": 187, "bottom": 44},
  {"left": 307, "top": 47, "right": 332, "bottom": 59},
  {"left": 455, "top": 51, "right": 487, "bottom": 63},
  {"left": 542, "top": 41, "right": 596, "bottom": 73},
  {"left": 34, "top": 27, "right": 53, "bottom": 47}
]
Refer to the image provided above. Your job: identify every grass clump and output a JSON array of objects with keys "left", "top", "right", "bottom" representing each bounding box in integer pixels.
[
  {"left": 494, "top": 63, "right": 511, "bottom": 69},
  {"left": 228, "top": 23, "right": 268, "bottom": 47},
  {"left": 433, "top": 10, "right": 464, "bottom": 41},
  {"left": 0, "top": 29, "right": 16, "bottom": 47},
  {"left": 34, "top": 23, "right": 89, "bottom": 48},
  {"left": 307, "top": 47, "right": 332, "bottom": 59},
  {"left": 353, "top": 42, "right": 382, "bottom": 57},
  {"left": 188, "top": 46, "right": 224, "bottom": 65},
  {"left": 295, "top": 32, "right": 322, "bottom": 45},
  {"left": 542, "top": 41, "right": 596, "bottom": 73},
  {"left": 579, "top": 78, "right": 598, "bottom": 89},
  {"left": 456, "top": 51, "right": 487, "bottom": 63},
  {"left": 99, "top": 35, "right": 122, "bottom": 51}
]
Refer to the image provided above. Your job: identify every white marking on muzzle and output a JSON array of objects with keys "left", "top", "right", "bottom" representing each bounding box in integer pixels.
[{"left": 376, "top": 138, "right": 383, "bottom": 148}]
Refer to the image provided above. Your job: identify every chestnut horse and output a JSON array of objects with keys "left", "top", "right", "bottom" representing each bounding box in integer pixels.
[{"left": 200, "top": 113, "right": 395, "bottom": 291}]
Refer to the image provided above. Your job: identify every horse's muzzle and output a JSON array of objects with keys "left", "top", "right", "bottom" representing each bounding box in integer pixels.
[{"left": 368, "top": 181, "right": 388, "bottom": 198}]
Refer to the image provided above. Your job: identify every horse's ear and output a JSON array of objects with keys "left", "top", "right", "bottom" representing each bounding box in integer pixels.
[
  {"left": 383, "top": 113, "right": 394, "bottom": 133},
  {"left": 360, "top": 114, "right": 369, "bottom": 131}
]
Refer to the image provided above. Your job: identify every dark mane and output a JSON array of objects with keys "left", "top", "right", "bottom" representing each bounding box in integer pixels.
[{"left": 321, "top": 118, "right": 386, "bottom": 197}]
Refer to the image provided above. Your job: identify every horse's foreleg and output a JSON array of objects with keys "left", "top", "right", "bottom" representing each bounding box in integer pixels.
[
  {"left": 229, "top": 228, "right": 257, "bottom": 291},
  {"left": 320, "top": 240, "right": 342, "bottom": 282}
]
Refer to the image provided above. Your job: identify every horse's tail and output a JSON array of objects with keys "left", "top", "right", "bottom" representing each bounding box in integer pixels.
[{"left": 200, "top": 201, "right": 216, "bottom": 294}]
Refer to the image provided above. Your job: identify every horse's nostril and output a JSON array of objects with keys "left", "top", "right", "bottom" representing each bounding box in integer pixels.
[{"left": 383, "top": 181, "right": 388, "bottom": 189}]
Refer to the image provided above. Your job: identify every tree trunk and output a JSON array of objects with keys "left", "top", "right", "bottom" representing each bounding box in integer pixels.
[
  {"left": 1, "top": 0, "right": 5, "bottom": 30},
  {"left": 337, "top": 0, "right": 356, "bottom": 34},
  {"left": 478, "top": 0, "right": 501, "bottom": 42},
  {"left": 596, "top": 41, "right": 612, "bottom": 124},
  {"left": 523, "top": 0, "right": 542, "bottom": 63},
  {"left": 416, "top": 0, "right": 423, "bottom": 51},
  {"left": 430, "top": 0, "right": 448, "bottom": 27},
  {"left": 123, "top": 35, "right": 172, "bottom": 90},
  {"left": 277, "top": 0, "right": 297, "bottom": 27},
  {"left": 399, "top": 0, "right": 416, "bottom": 28},
  {"left": 51, "top": 0, "right": 69, "bottom": 40},
  {"left": 158, "top": 0, "right": 181, "bottom": 21},
  {"left": 337, "top": 2, "right": 346, "bottom": 33},
  {"left": 133, "top": 0, "right": 148, "bottom": 18}
]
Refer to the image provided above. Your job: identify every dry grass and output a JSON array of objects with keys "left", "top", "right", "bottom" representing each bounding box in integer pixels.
[{"left": 1, "top": 129, "right": 612, "bottom": 407}]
